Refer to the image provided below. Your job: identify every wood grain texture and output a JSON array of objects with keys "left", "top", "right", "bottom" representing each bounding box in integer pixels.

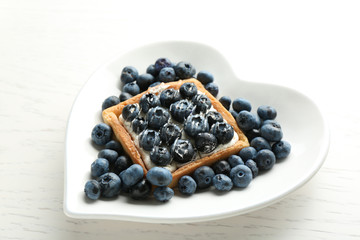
[{"left": 1, "top": 0, "right": 360, "bottom": 239}]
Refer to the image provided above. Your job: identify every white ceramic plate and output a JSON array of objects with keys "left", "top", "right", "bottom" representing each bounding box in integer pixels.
[{"left": 64, "top": 41, "right": 330, "bottom": 223}]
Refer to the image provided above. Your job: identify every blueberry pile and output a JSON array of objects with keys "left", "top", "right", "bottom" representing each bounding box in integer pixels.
[{"left": 85, "top": 58, "right": 291, "bottom": 203}]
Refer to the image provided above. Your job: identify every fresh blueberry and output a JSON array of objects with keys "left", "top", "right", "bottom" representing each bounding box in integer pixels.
[
  {"left": 262, "top": 119, "right": 280, "bottom": 126},
  {"left": 196, "top": 70, "right": 214, "bottom": 85},
  {"left": 204, "top": 82, "right": 219, "bottom": 97},
  {"left": 193, "top": 166, "right": 215, "bottom": 189},
  {"left": 146, "top": 106, "right": 170, "bottom": 130},
  {"left": 139, "top": 129, "right": 161, "bottom": 151},
  {"left": 184, "top": 114, "right": 209, "bottom": 138},
  {"left": 113, "top": 155, "right": 132, "bottom": 175},
  {"left": 272, "top": 140, "right": 291, "bottom": 159},
  {"left": 119, "top": 92, "right": 133, "bottom": 102},
  {"left": 174, "top": 61, "right": 196, "bottom": 79},
  {"left": 238, "top": 147, "right": 257, "bottom": 162},
  {"left": 213, "top": 174, "right": 233, "bottom": 191},
  {"left": 250, "top": 137, "right": 271, "bottom": 151},
  {"left": 206, "top": 111, "right": 224, "bottom": 128},
  {"left": 245, "top": 159, "right": 259, "bottom": 178},
  {"left": 219, "top": 96, "right": 231, "bottom": 110},
  {"left": 179, "top": 82, "right": 198, "bottom": 99},
  {"left": 245, "top": 129, "right": 261, "bottom": 142},
  {"left": 155, "top": 58, "right": 173, "bottom": 72},
  {"left": 150, "top": 146, "right": 172, "bottom": 166},
  {"left": 153, "top": 186, "right": 174, "bottom": 202},
  {"left": 122, "top": 81, "right": 140, "bottom": 96},
  {"left": 254, "top": 114, "right": 262, "bottom": 129},
  {"left": 260, "top": 122, "right": 283, "bottom": 142},
  {"left": 227, "top": 155, "right": 244, "bottom": 168},
  {"left": 131, "top": 116, "right": 148, "bottom": 134},
  {"left": 149, "top": 81, "right": 161, "bottom": 88},
  {"left": 170, "top": 139, "right": 196, "bottom": 164},
  {"left": 84, "top": 180, "right": 101, "bottom": 200},
  {"left": 136, "top": 73, "right": 155, "bottom": 91},
  {"left": 98, "top": 149, "right": 118, "bottom": 165},
  {"left": 91, "top": 123, "right": 112, "bottom": 146},
  {"left": 129, "top": 179, "right": 152, "bottom": 200},
  {"left": 122, "top": 103, "right": 139, "bottom": 122},
  {"left": 257, "top": 105, "right": 277, "bottom": 120},
  {"left": 158, "top": 67, "right": 176, "bottom": 82},
  {"left": 102, "top": 96, "right": 120, "bottom": 110},
  {"left": 169, "top": 99, "right": 194, "bottom": 123},
  {"left": 210, "top": 121, "right": 234, "bottom": 144},
  {"left": 139, "top": 93, "right": 161, "bottom": 113},
  {"left": 230, "top": 110, "right": 239, "bottom": 119},
  {"left": 121, "top": 66, "right": 139, "bottom": 84},
  {"left": 159, "top": 88, "right": 181, "bottom": 108},
  {"left": 120, "top": 164, "right": 144, "bottom": 186},
  {"left": 255, "top": 149, "right": 276, "bottom": 170},
  {"left": 91, "top": 158, "right": 110, "bottom": 178},
  {"left": 97, "top": 172, "right": 121, "bottom": 198},
  {"left": 146, "top": 167, "right": 173, "bottom": 186},
  {"left": 195, "top": 132, "right": 218, "bottom": 154},
  {"left": 146, "top": 64, "right": 158, "bottom": 76},
  {"left": 105, "top": 140, "right": 123, "bottom": 154},
  {"left": 236, "top": 110, "right": 257, "bottom": 131},
  {"left": 192, "top": 93, "right": 212, "bottom": 113},
  {"left": 160, "top": 123, "right": 182, "bottom": 146},
  {"left": 212, "top": 160, "right": 231, "bottom": 176},
  {"left": 230, "top": 165, "right": 253, "bottom": 188},
  {"left": 232, "top": 98, "right": 252, "bottom": 112},
  {"left": 178, "top": 175, "right": 197, "bottom": 195}
]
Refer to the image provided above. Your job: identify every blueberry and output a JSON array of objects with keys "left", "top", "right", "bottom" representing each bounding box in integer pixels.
[
  {"left": 153, "top": 186, "right": 174, "bottom": 202},
  {"left": 272, "top": 140, "right": 291, "bottom": 159},
  {"left": 260, "top": 122, "right": 283, "bottom": 142},
  {"left": 245, "top": 159, "right": 259, "bottom": 178},
  {"left": 230, "top": 110, "right": 239, "bottom": 119},
  {"left": 160, "top": 88, "right": 181, "bottom": 108},
  {"left": 113, "top": 155, "right": 132, "bottom": 175},
  {"left": 158, "top": 67, "right": 176, "bottom": 82},
  {"left": 129, "top": 179, "right": 152, "bottom": 200},
  {"left": 139, "top": 93, "right": 161, "bottom": 113},
  {"left": 146, "top": 106, "right": 170, "bottom": 130},
  {"left": 121, "top": 66, "right": 139, "bottom": 84},
  {"left": 91, "top": 123, "right": 112, "bottom": 146},
  {"left": 219, "top": 96, "right": 231, "bottom": 110},
  {"left": 262, "top": 119, "right": 279, "bottom": 126},
  {"left": 195, "top": 132, "right": 218, "bottom": 154},
  {"left": 122, "top": 103, "right": 139, "bottom": 122},
  {"left": 160, "top": 123, "right": 182, "bottom": 146},
  {"left": 146, "top": 167, "right": 173, "bottom": 186},
  {"left": 212, "top": 174, "right": 233, "bottom": 191},
  {"left": 146, "top": 64, "right": 157, "bottom": 76},
  {"left": 257, "top": 105, "right": 277, "bottom": 120},
  {"left": 184, "top": 114, "right": 209, "bottom": 138},
  {"left": 84, "top": 180, "right": 101, "bottom": 200},
  {"left": 98, "top": 149, "right": 119, "bottom": 165},
  {"left": 227, "top": 155, "right": 244, "bottom": 168},
  {"left": 232, "top": 98, "right": 252, "bottom": 112},
  {"left": 206, "top": 111, "right": 224, "bottom": 128},
  {"left": 236, "top": 110, "right": 257, "bottom": 131},
  {"left": 102, "top": 96, "right": 120, "bottom": 110},
  {"left": 205, "top": 82, "right": 219, "bottom": 97},
  {"left": 192, "top": 93, "right": 212, "bottom": 113},
  {"left": 155, "top": 58, "right": 173, "bottom": 72},
  {"left": 149, "top": 81, "right": 161, "bottom": 88},
  {"left": 193, "top": 166, "right": 215, "bottom": 189},
  {"left": 97, "top": 172, "right": 121, "bottom": 198},
  {"left": 170, "top": 139, "right": 196, "bottom": 164},
  {"left": 230, "top": 165, "right": 253, "bottom": 188},
  {"left": 255, "top": 149, "right": 276, "bottom": 170},
  {"left": 136, "top": 73, "right": 155, "bottom": 90},
  {"left": 250, "top": 136, "right": 272, "bottom": 151},
  {"left": 196, "top": 70, "right": 214, "bottom": 85},
  {"left": 245, "top": 129, "right": 261, "bottom": 142},
  {"left": 212, "top": 160, "right": 231, "bottom": 176},
  {"left": 179, "top": 82, "right": 198, "bottom": 99},
  {"left": 210, "top": 121, "right": 234, "bottom": 144},
  {"left": 139, "top": 129, "right": 161, "bottom": 151},
  {"left": 132, "top": 116, "right": 148, "bottom": 134},
  {"left": 122, "top": 81, "right": 140, "bottom": 96},
  {"left": 105, "top": 140, "right": 123, "bottom": 154},
  {"left": 150, "top": 146, "right": 172, "bottom": 166},
  {"left": 238, "top": 147, "right": 257, "bottom": 162},
  {"left": 178, "top": 175, "right": 197, "bottom": 195},
  {"left": 119, "top": 92, "right": 133, "bottom": 102},
  {"left": 174, "top": 61, "right": 196, "bottom": 79},
  {"left": 169, "top": 100, "right": 194, "bottom": 123},
  {"left": 91, "top": 158, "right": 110, "bottom": 178},
  {"left": 120, "top": 164, "right": 144, "bottom": 186}
]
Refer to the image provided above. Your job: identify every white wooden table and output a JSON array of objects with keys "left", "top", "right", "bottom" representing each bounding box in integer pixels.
[{"left": 1, "top": 1, "right": 359, "bottom": 239}]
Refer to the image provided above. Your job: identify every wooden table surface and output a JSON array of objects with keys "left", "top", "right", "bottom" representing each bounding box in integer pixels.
[{"left": 1, "top": 1, "right": 359, "bottom": 239}]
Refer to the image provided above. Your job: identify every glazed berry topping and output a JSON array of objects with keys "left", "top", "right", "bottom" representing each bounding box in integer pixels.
[
  {"left": 205, "top": 111, "right": 224, "bottom": 128},
  {"left": 139, "top": 129, "right": 161, "bottom": 151},
  {"left": 146, "top": 106, "right": 170, "bottom": 130},
  {"left": 160, "top": 123, "right": 182, "bottom": 146},
  {"left": 139, "top": 93, "right": 161, "bottom": 113},
  {"left": 210, "top": 121, "right": 234, "bottom": 144},
  {"left": 169, "top": 99, "right": 195, "bottom": 123},
  {"left": 179, "top": 82, "right": 198, "bottom": 99},
  {"left": 150, "top": 146, "right": 172, "bottom": 166},
  {"left": 170, "top": 139, "right": 196, "bottom": 164},
  {"left": 122, "top": 104, "right": 140, "bottom": 122},
  {"left": 184, "top": 114, "right": 209, "bottom": 138},
  {"left": 131, "top": 116, "right": 148, "bottom": 134},
  {"left": 159, "top": 88, "right": 181, "bottom": 108},
  {"left": 192, "top": 93, "right": 212, "bottom": 113},
  {"left": 195, "top": 132, "right": 218, "bottom": 154}
]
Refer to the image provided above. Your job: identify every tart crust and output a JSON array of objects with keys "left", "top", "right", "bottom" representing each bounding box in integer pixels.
[{"left": 102, "top": 78, "right": 249, "bottom": 188}]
